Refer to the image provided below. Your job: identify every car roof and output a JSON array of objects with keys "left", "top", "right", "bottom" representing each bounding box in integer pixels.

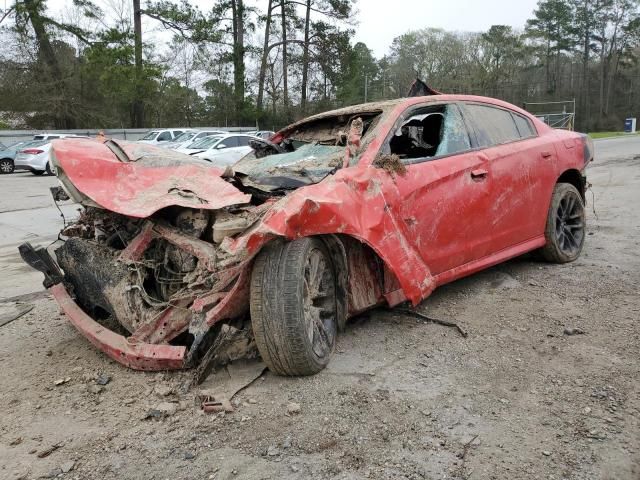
[{"left": 276, "top": 94, "right": 544, "bottom": 138}]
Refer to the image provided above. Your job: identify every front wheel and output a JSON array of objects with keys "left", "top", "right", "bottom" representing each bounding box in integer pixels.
[
  {"left": 0, "top": 158, "right": 14, "bottom": 174},
  {"left": 540, "top": 183, "right": 586, "bottom": 263},
  {"left": 250, "top": 238, "right": 339, "bottom": 376}
]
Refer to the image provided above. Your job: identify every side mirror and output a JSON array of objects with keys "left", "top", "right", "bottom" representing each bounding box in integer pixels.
[{"left": 216, "top": 144, "right": 226, "bottom": 149}]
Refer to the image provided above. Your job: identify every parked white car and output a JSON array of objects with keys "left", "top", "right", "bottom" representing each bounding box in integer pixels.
[
  {"left": 175, "top": 134, "right": 226, "bottom": 155},
  {"left": 32, "top": 133, "right": 69, "bottom": 141},
  {"left": 162, "top": 130, "right": 226, "bottom": 150},
  {"left": 14, "top": 135, "right": 88, "bottom": 175},
  {"left": 193, "top": 134, "right": 259, "bottom": 166},
  {"left": 138, "top": 129, "right": 185, "bottom": 145}
]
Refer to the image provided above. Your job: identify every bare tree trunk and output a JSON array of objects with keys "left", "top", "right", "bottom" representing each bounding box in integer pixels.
[
  {"left": 133, "top": 0, "right": 144, "bottom": 127},
  {"left": 580, "top": 0, "right": 591, "bottom": 131},
  {"left": 281, "top": 1, "right": 289, "bottom": 118},
  {"left": 605, "top": 50, "right": 620, "bottom": 116},
  {"left": 231, "top": 0, "right": 245, "bottom": 124},
  {"left": 257, "top": 0, "right": 273, "bottom": 113},
  {"left": 598, "top": 32, "right": 607, "bottom": 123},
  {"left": 545, "top": 38, "right": 551, "bottom": 93},
  {"left": 24, "top": 0, "right": 74, "bottom": 128},
  {"left": 300, "top": 0, "right": 311, "bottom": 113}
]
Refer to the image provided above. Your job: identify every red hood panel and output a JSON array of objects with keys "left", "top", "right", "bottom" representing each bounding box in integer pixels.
[{"left": 53, "top": 138, "right": 251, "bottom": 218}]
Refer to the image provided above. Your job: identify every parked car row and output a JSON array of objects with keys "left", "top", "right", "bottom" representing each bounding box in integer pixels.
[
  {"left": 0, "top": 134, "right": 89, "bottom": 175},
  {"left": 0, "top": 128, "right": 277, "bottom": 175}
]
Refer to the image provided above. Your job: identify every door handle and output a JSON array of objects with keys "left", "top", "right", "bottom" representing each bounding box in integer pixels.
[
  {"left": 471, "top": 168, "right": 488, "bottom": 180},
  {"left": 541, "top": 151, "right": 553, "bottom": 158}
]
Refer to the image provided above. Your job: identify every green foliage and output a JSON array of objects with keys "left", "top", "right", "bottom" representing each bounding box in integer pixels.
[{"left": 1, "top": 0, "right": 640, "bottom": 131}]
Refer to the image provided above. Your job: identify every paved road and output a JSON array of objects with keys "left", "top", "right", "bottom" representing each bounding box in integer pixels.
[
  {"left": 0, "top": 173, "right": 77, "bottom": 300},
  {"left": 594, "top": 134, "right": 640, "bottom": 161},
  {"left": 0, "top": 135, "right": 636, "bottom": 300}
]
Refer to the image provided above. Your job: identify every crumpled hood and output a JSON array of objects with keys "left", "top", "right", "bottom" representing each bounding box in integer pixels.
[{"left": 51, "top": 138, "right": 251, "bottom": 218}]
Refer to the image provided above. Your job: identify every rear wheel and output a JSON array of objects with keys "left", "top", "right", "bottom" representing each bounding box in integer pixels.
[
  {"left": 250, "top": 238, "right": 338, "bottom": 376},
  {"left": 540, "top": 183, "right": 586, "bottom": 263},
  {"left": 45, "top": 162, "right": 54, "bottom": 176}
]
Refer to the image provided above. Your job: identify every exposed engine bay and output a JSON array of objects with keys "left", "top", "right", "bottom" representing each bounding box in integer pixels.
[{"left": 53, "top": 202, "right": 273, "bottom": 370}]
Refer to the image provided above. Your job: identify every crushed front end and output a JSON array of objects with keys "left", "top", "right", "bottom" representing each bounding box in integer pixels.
[
  {"left": 19, "top": 139, "right": 275, "bottom": 371},
  {"left": 22, "top": 203, "right": 268, "bottom": 370}
]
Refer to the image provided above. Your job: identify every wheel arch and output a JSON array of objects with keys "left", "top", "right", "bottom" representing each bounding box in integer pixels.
[
  {"left": 249, "top": 233, "right": 389, "bottom": 330},
  {"left": 557, "top": 169, "right": 586, "bottom": 201}
]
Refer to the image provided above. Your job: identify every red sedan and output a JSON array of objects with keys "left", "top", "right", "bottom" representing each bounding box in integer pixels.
[{"left": 20, "top": 94, "right": 592, "bottom": 375}]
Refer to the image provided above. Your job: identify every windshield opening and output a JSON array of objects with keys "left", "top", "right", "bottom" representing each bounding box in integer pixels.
[
  {"left": 173, "top": 131, "right": 197, "bottom": 142},
  {"left": 187, "top": 135, "right": 223, "bottom": 149},
  {"left": 141, "top": 131, "right": 159, "bottom": 140},
  {"left": 233, "top": 111, "right": 382, "bottom": 192}
]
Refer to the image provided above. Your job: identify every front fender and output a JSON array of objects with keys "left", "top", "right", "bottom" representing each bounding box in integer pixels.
[{"left": 225, "top": 168, "right": 435, "bottom": 305}]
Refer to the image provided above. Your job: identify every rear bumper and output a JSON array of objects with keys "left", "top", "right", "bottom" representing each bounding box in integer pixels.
[
  {"left": 49, "top": 283, "right": 186, "bottom": 370},
  {"left": 14, "top": 155, "right": 46, "bottom": 171}
]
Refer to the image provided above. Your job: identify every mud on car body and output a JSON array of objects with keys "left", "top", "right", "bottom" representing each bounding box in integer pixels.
[{"left": 20, "top": 94, "right": 592, "bottom": 375}]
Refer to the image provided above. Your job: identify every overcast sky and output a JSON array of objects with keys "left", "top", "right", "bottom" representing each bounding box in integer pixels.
[
  {"left": 355, "top": 0, "right": 540, "bottom": 56},
  {"left": 45, "top": 0, "right": 541, "bottom": 57}
]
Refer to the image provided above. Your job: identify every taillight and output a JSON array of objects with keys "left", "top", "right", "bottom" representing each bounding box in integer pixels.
[
  {"left": 582, "top": 135, "right": 594, "bottom": 165},
  {"left": 21, "top": 148, "right": 44, "bottom": 155}
]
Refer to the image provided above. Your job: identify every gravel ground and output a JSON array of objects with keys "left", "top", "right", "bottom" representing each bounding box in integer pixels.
[{"left": 0, "top": 148, "right": 638, "bottom": 480}]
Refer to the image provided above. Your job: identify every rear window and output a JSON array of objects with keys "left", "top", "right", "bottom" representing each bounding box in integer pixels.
[
  {"left": 465, "top": 104, "right": 521, "bottom": 147},
  {"left": 512, "top": 113, "right": 537, "bottom": 138}
]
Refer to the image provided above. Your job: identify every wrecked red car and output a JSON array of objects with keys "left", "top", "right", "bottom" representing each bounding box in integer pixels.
[{"left": 20, "top": 95, "right": 593, "bottom": 375}]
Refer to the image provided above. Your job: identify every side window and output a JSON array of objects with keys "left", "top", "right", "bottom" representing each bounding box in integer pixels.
[
  {"left": 157, "top": 131, "right": 172, "bottom": 141},
  {"left": 236, "top": 136, "right": 251, "bottom": 147},
  {"left": 172, "top": 130, "right": 184, "bottom": 138},
  {"left": 464, "top": 104, "right": 520, "bottom": 147},
  {"left": 389, "top": 104, "right": 471, "bottom": 161},
  {"left": 223, "top": 136, "right": 240, "bottom": 148},
  {"left": 512, "top": 113, "right": 536, "bottom": 138}
]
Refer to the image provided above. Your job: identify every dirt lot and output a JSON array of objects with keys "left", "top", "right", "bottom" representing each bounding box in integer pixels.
[{"left": 1, "top": 140, "right": 639, "bottom": 480}]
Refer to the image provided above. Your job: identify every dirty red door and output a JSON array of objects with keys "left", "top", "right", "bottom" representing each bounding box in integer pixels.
[
  {"left": 461, "top": 102, "right": 558, "bottom": 255},
  {"left": 379, "top": 103, "right": 495, "bottom": 276}
]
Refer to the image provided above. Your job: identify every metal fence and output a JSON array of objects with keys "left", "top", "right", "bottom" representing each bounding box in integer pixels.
[
  {"left": 524, "top": 100, "right": 576, "bottom": 131},
  {"left": 0, "top": 127, "right": 257, "bottom": 145}
]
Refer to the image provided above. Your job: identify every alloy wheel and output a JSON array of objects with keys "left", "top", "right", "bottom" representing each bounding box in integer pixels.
[
  {"left": 302, "top": 248, "right": 337, "bottom": 358},
  {"left": 555, "top": 191, "right": 585, "bottom": 256}
]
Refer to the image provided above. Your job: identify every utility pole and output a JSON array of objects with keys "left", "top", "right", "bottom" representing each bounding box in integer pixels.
[{"left": 133, "top": 0, "right": 144, "bottom": 127}]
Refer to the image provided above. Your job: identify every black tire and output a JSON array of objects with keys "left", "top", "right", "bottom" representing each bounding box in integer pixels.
[
  {"left": 0, "top": 158, "right": 14, "bottom": 174},
  {"left": 250, "top": 238, "right": 338, "bottom": 376},
  {"left": 45, "top": 162, "right": 54, "bottom": 175},
  {"left": 540, "top": 183, "right": 586, "bottom": 263},
  {"left": 31, "top": 170, "right": 45, "bottom": 176}
]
